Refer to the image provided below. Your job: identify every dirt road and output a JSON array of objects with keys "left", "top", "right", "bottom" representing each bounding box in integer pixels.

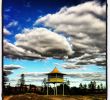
[{"left": 3, "top": 94, "right": 106, "bottom": 100}]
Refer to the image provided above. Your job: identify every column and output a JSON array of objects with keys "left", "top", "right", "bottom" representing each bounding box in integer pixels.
[
  {"left": 47, "top": 83, "right": 48, "bottom": 95},
  {"left": 56, "top": 83, "right": 57, "bottom": 96},
  {"left": 63, "top": 83, "right": 64, "bottom": 96},
  {"left": 54, "top": 83, "right": 55, "bottom": 95}
]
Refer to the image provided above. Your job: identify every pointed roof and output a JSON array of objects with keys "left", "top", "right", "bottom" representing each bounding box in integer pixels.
[
  {"left": 51, "top": 67, "right": 60, "bottom": 74},
  {"left": 47, "top": 67, "right": 66, "bottom": 75}
]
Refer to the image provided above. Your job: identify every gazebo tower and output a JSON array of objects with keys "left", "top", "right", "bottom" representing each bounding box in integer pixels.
[{"left": 46, "top": 67, "right": 66, "bottom": 95}]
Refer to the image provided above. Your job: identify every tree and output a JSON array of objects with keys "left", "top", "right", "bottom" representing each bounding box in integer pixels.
[
  {"left": 88, "top": 81, "right": 96, "bottom": 90},
  {"left": 97, "top": 85, "right": 100, "bottom": 90},
  {"left": 66, "top": 80, "right": 70, "bottom": 86},
  {"left": 100, "top": 83, "right": 103, "bottom": 90},
  {"left": 83, "top": 84, "right": 87, "bottom": 89},
  {"left": 93, "top": 81, "right": 96, "bottom": 89},
  {"left": 42, "top": 78, "right": 47, "bottom": 87},
  {"left": 79, "top": 83, "right": 83, "bottom": 89}
]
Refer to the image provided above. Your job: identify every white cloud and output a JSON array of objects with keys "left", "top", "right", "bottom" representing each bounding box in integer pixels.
[
  {"left": 67, "top": 52, "right": 106, "bottom": 66},
  {"left": 22, "top": 72, "right": 48, "bottom": 77},
  {"left": 7, "top": 20, "right": 18, "bottom": 28},
  {"left": 15, "top": 27, "right": 73, "bottom": 59},
  {"left": 4, "top": 39, "right": 25, "bottom": 58},
  {"left": 3, "top": 39, "right": 45, "bottom": 60},
  {"left": 4, "top": 64, "right": 24, "bottom": 70},
  {"left": 25, "top": 77, "right": 45, "bottom": 82},
  {"left": 22, "top": 28, "right": 31, "bottom": 33},
  {"left": 5, "top": 8, "right": 11, "bottom": 12},
  {"left": 66, "top": 72, "right": 106, "bottom": 81},
  {"left": 10, "top": 77, "right": 44, "bottom": 82},
  {"left": 61, "top": 63, "right": 83, "bottom": 69},
  {"left": 3, "top": 27, "right": 11, "bottom": 35},
  {"left": 3, "top": 70, "right": 13, "bottom": 76},
  {"left": 3, "top": 26, "right": 74, "bottom": 60},
  {"left": 3, "top": 1, "right": 106, "bottom": 66},
  {"left": 35, "top": 1, "right": 106, "bottom": 60}
]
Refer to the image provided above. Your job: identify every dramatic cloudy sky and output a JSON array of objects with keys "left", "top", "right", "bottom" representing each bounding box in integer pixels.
[{"left": 3, "top": 0, "right": 106, "bottom": 87}]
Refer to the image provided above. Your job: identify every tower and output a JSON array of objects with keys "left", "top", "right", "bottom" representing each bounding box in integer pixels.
[
  {"left": 47, "top": 67, "right": 65, "bottom": 83},
  {"left": 46, "top": 67, "right": 66, "bottom": 96}
]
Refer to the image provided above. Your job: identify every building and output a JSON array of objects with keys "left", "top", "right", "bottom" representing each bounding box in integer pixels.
[{"left": 46, "top": 67, "right": 66, "bottom": 96}]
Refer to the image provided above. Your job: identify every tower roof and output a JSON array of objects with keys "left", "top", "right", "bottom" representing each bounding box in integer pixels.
[
  {"left": 47, "top": 67, "right": 66, "bottom": 75},
  {"left": 51, "top": 67, "right": 60, "bottom": 74}
]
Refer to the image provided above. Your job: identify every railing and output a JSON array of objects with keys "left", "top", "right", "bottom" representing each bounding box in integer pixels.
[{"left": 48, "top": 78, "right": 64, "bottom": 83}]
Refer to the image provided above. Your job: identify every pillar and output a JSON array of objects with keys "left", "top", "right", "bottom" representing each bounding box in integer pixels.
[
  {"left": 63, "top": 83, "right": 64, "bottom": 96},
  {"left": 56, "top": 83, "right": 57, "bottom": 96},
  {"left": 54, "top": 83, "right": 55, "bottom": 95},
  {"left": 47, "top": 83, "right": 49, "bottom": 95}
]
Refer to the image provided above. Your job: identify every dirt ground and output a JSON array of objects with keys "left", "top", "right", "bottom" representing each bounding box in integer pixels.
[{"left": 3, "top": 93, "right": 106, "bottom": 100}]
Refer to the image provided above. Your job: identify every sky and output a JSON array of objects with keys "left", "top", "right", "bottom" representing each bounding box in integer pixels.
[{"left": 3, "top": 0, "right": 106, "bottom": 87}]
